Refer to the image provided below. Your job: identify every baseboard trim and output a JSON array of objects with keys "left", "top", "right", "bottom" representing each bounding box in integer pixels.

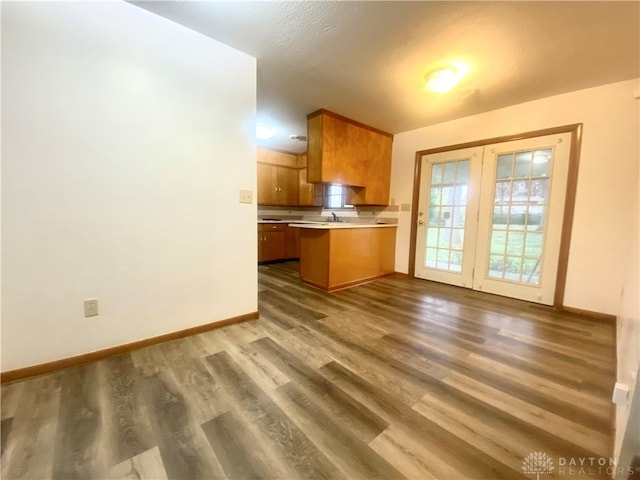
[
  {"left": 301, "top": 272, "right": 396, "bottom": 293},
  {"left": 393, "top": 271, "right": 410, "bottom": 278},
  {"left": 1, "top": 311, "right": 259, "bottom": 384},
  {"left": 560, "top": 306, "right": 617, "bottom": 322}
]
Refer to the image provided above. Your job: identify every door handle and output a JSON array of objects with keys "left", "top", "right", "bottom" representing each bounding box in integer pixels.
[{"left": 418, "top": 220, "right": 425, "bottom": 225}]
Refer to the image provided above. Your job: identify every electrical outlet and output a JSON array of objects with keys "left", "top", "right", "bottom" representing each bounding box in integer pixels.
[
  {"left": 84, "top": 298, "right": 99, "bottom": 317},
  {"left": 239, "top": 189, "right": 253, "bottom": 204}
]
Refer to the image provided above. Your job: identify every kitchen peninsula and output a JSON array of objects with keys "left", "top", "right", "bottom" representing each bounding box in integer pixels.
[{"left": 289, "top": 223, "right": 397, "bottom": 292}]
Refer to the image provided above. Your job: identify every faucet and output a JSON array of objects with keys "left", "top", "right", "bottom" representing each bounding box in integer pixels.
[{"left": 331, "top": 212, "right": 338, "bottom": 222}]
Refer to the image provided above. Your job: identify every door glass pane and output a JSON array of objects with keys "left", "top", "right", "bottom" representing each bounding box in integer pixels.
[
  {"left": 438, "top": 228, "right": 451, "bottom": 248},
  {"left": 490, "top": 230, "right": 506, "bottom": 255},
  {"left": 506, "top": 231, "right": 525, "bottom": 256},
  {"left": 449, "top": 251, "right": 463, "bottom": 272},
  {"left": 532, "top": 149, "right": 552, "bottom": 177},
  {"left": 457, "top": 161, "right": 470, "bottom": 183},
  {"left": 452, "top": 207, "right": 466, "bottom": 226},
  {"left": 524, "top": 232, "right": 543, "bottom": 258},
  {"left": 426, "top": 247, "right": 437, "bottom": 268},
  {"left": 514, "top": 152, "right": 532, "bottom": 178},
  {"left": 487, "top": 147, "right": 553, "bottom": 285},
  {"left": 441, "top": 186, "right": 455, "bottom": 206},
  {"left": 493, "top": 206, "right": 508, "bottom": 228},
  {"left": 443, "top": 162, "right": 457, "bottom": 184},
  {"left": 423, "top": 159, "right": 470, "bottom": 272},
  {"left": 488, "top": 255, "right": 505, "bottom": 278},
  {"left": 436, "top": 249, "right": 450, "bottom": 269},
  {"left": 522, "top": 258, "right": 541, "bottom": 284},
  {"left": 494, "top": 181, "right": 511, "bottom": 203},
  {"left": 496, "top": 154, "right": 513, "bottom": 179},
  {"left": 428, "top": 206, "right": 441, "bottom": 226},
  {"left": 431, "top": 164, "right": 443, "bottom": 184},
  {"left": 451, "top": 228, "right": 465, "bottom": 250}
]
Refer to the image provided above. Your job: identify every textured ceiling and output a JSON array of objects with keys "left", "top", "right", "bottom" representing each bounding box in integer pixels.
[{"left": 132, "top": 1, "right": 640, "bottom": 153}]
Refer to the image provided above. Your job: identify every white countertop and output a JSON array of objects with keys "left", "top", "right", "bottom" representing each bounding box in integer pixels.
[
  {"left": 287, "top": 223, "right": 397, "bottom": 229},
  {"left": 258, "top": 220, "right": 317, "bottom": 224}
]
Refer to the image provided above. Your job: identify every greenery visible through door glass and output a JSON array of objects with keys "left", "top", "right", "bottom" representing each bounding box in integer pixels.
[{"left": 426, "top": 159, "right": 470, "bottom": 273}]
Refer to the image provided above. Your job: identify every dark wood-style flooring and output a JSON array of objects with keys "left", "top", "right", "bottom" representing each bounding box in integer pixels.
[{"left": 1, "top": 261, "right": 616, "bottom": 479}]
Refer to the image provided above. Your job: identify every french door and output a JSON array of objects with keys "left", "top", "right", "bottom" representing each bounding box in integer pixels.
[{"left": 414, "top": 133, "right": 571, "bottom": 305}]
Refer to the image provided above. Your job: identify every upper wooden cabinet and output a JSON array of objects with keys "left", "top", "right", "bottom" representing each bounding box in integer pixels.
[
  {"left": 306, "top": 109, "right": 393, "bottom": 205},
  {"left": 257, "top": 148, "right": 299, "bottom": 206},
  {"left": 297, "top": 153, "right": 324, "bottom": 207},
  {"left": 257, "top": 149, "right": 324, "bottom": 207}
]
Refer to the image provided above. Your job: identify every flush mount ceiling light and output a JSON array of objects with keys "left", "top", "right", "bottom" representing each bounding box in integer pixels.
[
  {"left": 256, "top": 124, "right": 276, "bottom": 139},
  {"left": 425, "top": 66, "right": 460, "bottom": 93}
]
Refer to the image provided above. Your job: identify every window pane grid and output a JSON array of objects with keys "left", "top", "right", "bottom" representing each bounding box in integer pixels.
[
  {"left": 487, "top": 148, "right": 551, "bottom": 285},
  {"left": 324, "top": 184, "right": 353, "bottom": 209},
  {"left": 425, "top": 159, "right": 469, "bottom": 273}
]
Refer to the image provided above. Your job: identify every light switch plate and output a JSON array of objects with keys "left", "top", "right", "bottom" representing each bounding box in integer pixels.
[
  {"left": 84, "top": 298, "right": 99, "bottom": 317},
  {"left": 239, "top": 189, "right": 253, "bottom": 204}
]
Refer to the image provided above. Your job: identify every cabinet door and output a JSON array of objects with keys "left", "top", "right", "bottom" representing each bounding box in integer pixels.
[
  {"left": 277, "top": 167, "right": 299, "bottom": 206},
  {"left": 257, "top": 163, "right": 277, "bottom": 205},
  {"left": 257, "top": 148, "right": 297, "bottom": 168},
  {"left": 298, "top": 168, "right": 324, "bottom": 207},
  {"left": 259, "top": 231, "right": 286, "bottom": 262},
  {"left": 298, "top": 168, "right": 314, "bottom": 206},
  {"left": 285, "top": 226, "right": 300, "bottom": 258},
  {"left": 308, "top": 110, "right": 393, "bottom": 206},
  {"left": 346, "top": 130, "right": 392, "bottom": 205}
]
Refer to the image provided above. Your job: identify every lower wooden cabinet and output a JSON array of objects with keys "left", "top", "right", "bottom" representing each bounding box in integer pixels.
[
  {"left": 285, "top": 226, "right": 300, "bottom": 258},
  {"left": 258, "top": 224, "right": 300, "bottom": 263}
]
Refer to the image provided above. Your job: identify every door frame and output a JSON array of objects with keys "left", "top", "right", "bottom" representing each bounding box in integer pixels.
[{"left": 408, "top": 123, "right": 583, "bottom": 309}]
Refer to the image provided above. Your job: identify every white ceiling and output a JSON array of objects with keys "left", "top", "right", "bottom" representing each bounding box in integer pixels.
[{"left": 132, "top": 1, "right": 639, "bottom": 153}]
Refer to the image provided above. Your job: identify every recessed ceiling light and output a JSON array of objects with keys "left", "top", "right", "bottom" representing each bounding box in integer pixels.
[
  {"left": 425, "top": 66, "right": 460, "bottom": 93},
  {"left": 256, "top": 124, "right": 276, "bottom": 139}
]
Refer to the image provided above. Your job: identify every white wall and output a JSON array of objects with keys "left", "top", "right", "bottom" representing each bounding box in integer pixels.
[
  {"left": 614, "top": 158, "right": 639, "bottom": 458},
  {"left": 391, "top": 79, "right": 639, "bottom": 315},
  {"left": 1, "top": 2, "right": 257, "bottom": 371}
]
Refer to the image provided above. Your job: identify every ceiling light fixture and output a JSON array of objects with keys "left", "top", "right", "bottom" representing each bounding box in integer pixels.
[
  {"left": 256, "top": 124, "right": 276, "bottom": 139},
  {"left": 425, "top": 66, "right": 461, "bottom": 93}
]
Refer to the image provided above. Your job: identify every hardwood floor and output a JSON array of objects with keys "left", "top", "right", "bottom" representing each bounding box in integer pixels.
[{"left": 1, "top": 261, "right": 616, "bottom": 479}]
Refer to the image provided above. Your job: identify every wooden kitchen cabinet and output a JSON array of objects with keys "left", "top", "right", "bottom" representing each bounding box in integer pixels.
[
  {"left": 257, "top": 148, "right": 298, "bottom": 168},
  {"left": 257, "top": 162, "right": 298, "bottom": 206},
  {"left": 285, "top": 225, "right": 300, "bottom": 258},
  {"left": 258, "top": 223, "right": 300, "bottom": 263},
  {"left": 258, "top": 224, "right": 286, "bottom": 262},
  {"left": 298, "top": 225, "right": 397, "bottom": 291},
  {"left": 257, "top": 147, "right": 300, "bottom": 206},
  {"left": 345, "top": 128, "right": 393, "bottom": 205},
  {"left": 298, "top": 155, "right": 324, "bottom": 207},
  {"left": 306, "top": 109, "right": 393, "bottom": 206}
]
